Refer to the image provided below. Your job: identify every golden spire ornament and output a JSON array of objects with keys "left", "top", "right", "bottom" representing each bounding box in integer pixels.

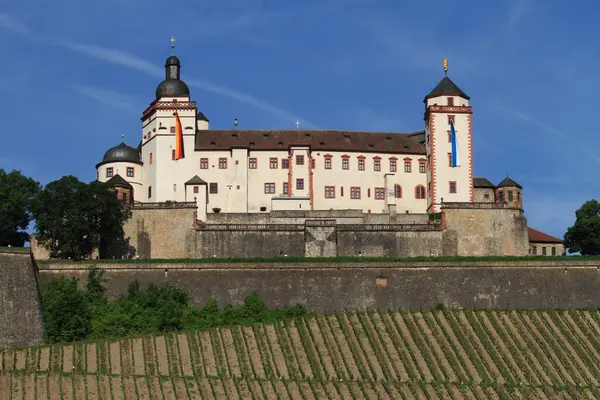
[{"left": 443, "top": 57, "right": 448, "bottom": 76}]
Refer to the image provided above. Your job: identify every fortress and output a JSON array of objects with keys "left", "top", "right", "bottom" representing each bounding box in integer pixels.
[{"left": 36, "top": 50, "right": 564, "bottom": 260}]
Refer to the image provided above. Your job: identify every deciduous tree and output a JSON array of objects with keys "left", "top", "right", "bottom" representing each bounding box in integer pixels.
[
  {"left": 564, "top": 199, "right": 600, "bottom": 255},
  {"left": 31, "top": 176, "right": 132, "bottom": 260},
  {"left": 0, "top": 169, "right": 40, "bottom": 246}
]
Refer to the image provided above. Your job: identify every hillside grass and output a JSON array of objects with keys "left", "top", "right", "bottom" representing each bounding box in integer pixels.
[
  {"left": 37, "top": 254, "right": 589, "bottom": 264},
  {"left": 0, "top": 246, "right": 30, "bottom": 254},
  {"left": 3, "top": 308, "right": 600, "bottom": 399}
]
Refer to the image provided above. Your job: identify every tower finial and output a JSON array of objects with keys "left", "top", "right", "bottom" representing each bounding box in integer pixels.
[
  {"left": 443, "top": 57, "right": 448, "bottom": 76},
  {"left": 121, "top": 134, "right": 125, "bottom": 141},
  {"left": 295, "top": 120, "right": 301, "bottom": 130},
  {"left": 170, "top": 37, "right": 176, "bottom": 55}
]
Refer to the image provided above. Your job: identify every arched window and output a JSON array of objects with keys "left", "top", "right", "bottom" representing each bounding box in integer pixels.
[
  {"left": 394, "top": 184, "right": 402, "bottom": 198},
  {"left": 415, "top": 185, "right": 426, "bottom": 199}
]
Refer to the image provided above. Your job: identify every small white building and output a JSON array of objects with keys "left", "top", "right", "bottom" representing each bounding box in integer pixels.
[{"left": 97, "top": 53, "right": 474, "bottom": 220}]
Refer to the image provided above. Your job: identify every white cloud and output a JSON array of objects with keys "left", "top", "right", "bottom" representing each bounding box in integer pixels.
[
  {"left": 0, "top": 14, "right": 316, "bottom": 127},
  {"left": 0, "top": 13, "right": 29, "bottom": 34},
  {"left": 72, "top": 84, "right": 140, "bottom": 112}
]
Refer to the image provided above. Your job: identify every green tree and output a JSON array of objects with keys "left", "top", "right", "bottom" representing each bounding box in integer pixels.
[
  {"left": 0, "top": 169, "right": 40, "bottom": 246},
  {"left": 43, "top": 277, "right": 91, "bottom": 343},
  {"left": 30, "top": 176, "right": 132, "bottom": 260},
  {"left": 564, "top": 199, "right": 600, "bottom": 255}
]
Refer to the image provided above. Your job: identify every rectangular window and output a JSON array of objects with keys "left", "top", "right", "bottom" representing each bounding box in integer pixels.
[
  {"left": 200, "top": 158, "right": 209, "bottom": 169},
  {"left": 249, "top": 158, "right": 257, "bottom": 169},
  {"left": 283, "top": 182, "right": 289, "bottom": 195},
  {"left": 193, "top": 186, "right": 199, "bottom": 194},
  {"left": 209, "top": 183, "right": 218, "bottom": 194},
  {"left": 340, "top": 186, "right": 344, "bottom": 196},
  {"left": 218, "top": 158, "right": 227, "bottom": 169},
  {"left": 448, "top": 115, "right": 455, "bottom": 125},
  {"left": 173, "top": 184, "right": 177, "bottom": 192},
  {"left": 419, "top": 161, "right": 425, "bottom": 173},
  {"left": 449, "top": 181, "right": 457, "bottom": 193},
  {"left": 532, "top": 246, "right": 537, "bottom": 255},
  {"left": 172, "top": 149, "right": 176, "bottom": 160},
  {"left": 448, "top": 153, "right": 453, "bottom": 167},
  {"left": 552, "top": 247, "right": 556, "bottom": 256},
  {"left": 270, "top": 158, "right": 278, "bottom": 169},
  {"left": 170, "top": 126, "right": 175, "bottom": 133},
  {"left": 484, "top": 193, "right": 490, "bottom": 199},
  {"left": 296, "top": 155, "right": 304, "bottom": 165},
  {"left": 350, "top": 186, "right": 361, "bottom": 199},
  {"left": 375, "top": 187, "right": 385, "bottom": 200},
  {"left": 542, "top": 246, "right": 547, "bottom": 256},
  {"left": 404, "top": 161, "right": 411, "bottom": 173},
  {"left": 149, "top": 153, "right": 153, "bottom": 164},
  {"left": 106, "top": 167, "right": 113, "bottom": 178},
  {"left": 296, "top": 179, "right": 304, "bottom": 190},
  {"left": 448, "top": 131, "right": 452, "bottom": 143},
  {"left": 325, "top": 158, "right": 332, "bottom": 169},
  {"left": 498, "top": 191, "right": 504, "bottom": 202},
  {"left": 374, "top": 160, "right": 381, "bottom": 171},
  {"left": 395, "top": 185, "right": 402, "bottom": 198},
  {"left": 126, "top": 167, "right": 134, "bottom": 177},
  {"left": 447, "top": 97, "right": 454, "bottom": 106},
  {"left": 281, "top": 159, "right": 289, "bottom": 169},
  {"left": 325, "top": 186, "right": 335, "bottom": 199},
  {"left": 358, "top": 159, "right": 365, "bottom": 171},
  {"left": 148, "top": 186, "right": 152, "bottom": 199},
  {"left": 508, "top": 191, "right": 514, "bottom": 201},
  {"left": 390, "top": 160, "right": 397, "bottom": 172},
  {"left": 367, "top": 188, "right": 371, "bottom": 198},
  {"left": 311, "top": 158, "right": 315, "bottom": 169},
  {"left": 342, "top": 159, "right": 349, "bottom": 170},
  {"left": 264, "top": 183, "right": 276, "bottom": 194}
]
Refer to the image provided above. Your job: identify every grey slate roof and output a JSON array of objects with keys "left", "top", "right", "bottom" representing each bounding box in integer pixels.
[
  {"left": 497, "top": 177, "right": 523, "bottom": 189},
  {"left": 425, "top": 76, "right": 470, "bottom": 101},
  {"left": 185, "top": 175, "right": 208, "bottom": 185},
  {"left": 105, "top": 174, "right": 132, "bottom": 188},
  {"left": 96, "top": 142, "right": 142, "bottom": 168},
  {"left": 473, "top": 177, "right": 496, "bottom": 189},
  {"left": 197, "top": 111, "right": 209, "bottom": 122}
]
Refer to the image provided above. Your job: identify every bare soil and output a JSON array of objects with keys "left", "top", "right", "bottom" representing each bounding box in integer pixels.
[
  {"left": 287, "top": 320, "right": 314, "bottom": 379},
  {"left": 220, "top": 328, "right": 242, "bottom": 377},
  {"left": 154, "top": 336, "right": 170, "bottom": 376},
  {"left": 307, "top": 317, "right": 337, "bottom": 380},
  {"left": 176, "top": 333, "right": 194, "bottom": 377},
  {"left": 38, "top": 347, "right": 50, "bottom": 373},
  {"left": 60, "top": 375, "right": 73, "bottom": 400},
  {"left": 86, "top": 374, "right": 99, "bottom": 400},
  {"left": 325, "top": 315, "right": 361, "bottom": 380},
  {"left": 264, "top": 324, "right": 290, "bottom": 379},
  {"left": 160, "top": 377, "right": 176, "bottom": 400},
  {"left": 348, "top": 313, "right": 386, "bottom": 381},
  {"left": 131, "top": 338, "right": 145, "bottom": 376},
  {"left": 242, "top": 326, "right": 266, "bottom": 379},
  {"left": 172, "top": 377, "right": 190, "bottom": 400},
  {"left": 86, "top": 343, "right": 97, "bottom": 374},
  {"left": 134, "top": 377, "right": 150, "bottom": 400},
  {"left": 391, "top": 312, "right": 434, "bottom": 382},
  {"left": 109, "top": 341, "right": 121, "bottom": 375}
]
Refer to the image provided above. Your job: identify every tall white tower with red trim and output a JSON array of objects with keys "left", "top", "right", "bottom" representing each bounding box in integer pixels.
[{"left": 424, "top": 59, "right": 473, "bottom": 212}]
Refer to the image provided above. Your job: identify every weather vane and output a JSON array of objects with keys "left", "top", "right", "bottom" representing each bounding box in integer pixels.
[
  {"left": 170, "top": 37, "right": 176, "bottom": 55},
  {"left": 443, "top": 57, "right": 448, "bottom": 76}
]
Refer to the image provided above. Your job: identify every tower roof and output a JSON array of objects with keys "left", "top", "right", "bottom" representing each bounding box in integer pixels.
[
  {"left": 156, "top": 54, "right": 190, "bottom": 99},
  {"left": 105, "top": 174, "right": 133, "bottom": 188},
  {"left": 165, "top": 55, "right": 181, "bottom": 66},
  {"left": 196, "top": 111, "right": 209, "bottom": 122},
  {"left": 497, "top": 176, "right": 522, "bottom": 189},
  {"left": 185, "top": 175, "right": 208, "bottom": 185},
  {"left": 473, "top": 177, "right": 496, "bottom": 189},
  {"left": 96, "top": 142, "right": 142, "bottom": 168},
  {"left": 424, "top": 76, "right": 470, "bottom": 101}
]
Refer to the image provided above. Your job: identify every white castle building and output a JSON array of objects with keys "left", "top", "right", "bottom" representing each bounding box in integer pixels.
[{"left": 95, "top": 51, "right": 508, "bottom": 221}]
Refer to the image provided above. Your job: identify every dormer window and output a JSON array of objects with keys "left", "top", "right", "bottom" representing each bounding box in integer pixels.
[{"left": 447, "top": 97, "right": 454, "bottom": 106}]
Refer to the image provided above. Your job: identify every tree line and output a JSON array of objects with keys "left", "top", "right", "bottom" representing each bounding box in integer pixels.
[
  {"left": 43, "top": 268, "right": 308, "bottom": 343},
  {"left": 2, "top": 167, "right": 600, "bottom": 256},
  {"left": 0, "top": 169, "right": 131, "bottom": 259}
]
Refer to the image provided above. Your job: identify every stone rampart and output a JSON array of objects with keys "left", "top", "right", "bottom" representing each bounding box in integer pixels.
[
  {"left": 0, "top": 252, "right": 44, "bottom": 347},
  {"left": 37, "top": 259, "right": 600, "bottom": 311}
]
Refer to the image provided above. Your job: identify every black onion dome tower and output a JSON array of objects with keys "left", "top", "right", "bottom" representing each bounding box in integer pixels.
[
  {"left": 96, "top": 142, "right": 142, "bottom": 168},
  {"left": 155, "top": 55, "right": 190, "bottom": 99}
]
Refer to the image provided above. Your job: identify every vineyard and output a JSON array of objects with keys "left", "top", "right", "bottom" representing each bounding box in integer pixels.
[{"left": 2, "top": 309, "right": 600, "bottom": 399}]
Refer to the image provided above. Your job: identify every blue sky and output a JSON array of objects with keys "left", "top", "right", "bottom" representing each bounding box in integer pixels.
[{"left": 0, "top": 0, "right": 598, "bottom": 240}]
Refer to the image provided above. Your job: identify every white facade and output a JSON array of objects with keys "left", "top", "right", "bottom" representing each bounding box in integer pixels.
[{"left": 97, "top": 55, "right": 475, "bottom": 220}]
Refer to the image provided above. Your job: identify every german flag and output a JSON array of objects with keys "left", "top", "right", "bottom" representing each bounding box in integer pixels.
[{"left": 174, "top": 112, "right": 185, "bottom": 160}]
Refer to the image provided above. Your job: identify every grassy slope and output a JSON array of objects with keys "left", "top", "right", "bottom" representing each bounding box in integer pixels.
[
  {"left": 37, "top": 255, "right": 594, "bottom": 264},
  {"left": 0, "top": 246, "right": 29, "bottom": 254},
  {"left": 1, "top": 309, "right": 600, "bottom": 399}
]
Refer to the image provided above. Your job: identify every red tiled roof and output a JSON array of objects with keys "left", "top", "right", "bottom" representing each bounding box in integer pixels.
[
  {"left": 528, "top": 227, "right": 563, "bottom": 244},
  {"left": 194, "top": 130, "right": 426, "bottom": 155}
]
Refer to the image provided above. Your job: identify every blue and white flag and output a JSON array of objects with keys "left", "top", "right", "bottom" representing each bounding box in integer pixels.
[{"left": 450, "top": 119, "right": 461, "bottom": 167}]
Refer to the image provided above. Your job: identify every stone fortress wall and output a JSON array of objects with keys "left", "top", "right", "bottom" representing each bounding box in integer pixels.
[{"left": 114, "top": 200, "right": 529, "bottom": 260}]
